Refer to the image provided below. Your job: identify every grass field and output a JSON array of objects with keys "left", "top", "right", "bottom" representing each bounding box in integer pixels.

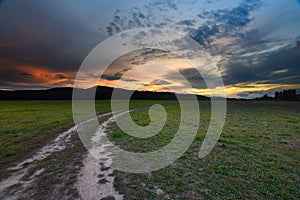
[
  {"left": 0, "top": 100, "right": 299, "bottom": 199},
  {"left": 0, "top": 101, "right": 109, "bottom": 164}
]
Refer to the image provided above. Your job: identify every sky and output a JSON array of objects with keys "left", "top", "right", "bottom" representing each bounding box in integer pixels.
[{"left": 0, "top": 0, "right": 300, "bottom": 98}]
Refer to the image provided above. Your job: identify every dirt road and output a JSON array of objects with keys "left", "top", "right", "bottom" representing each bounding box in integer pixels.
[{"left": 0, "top": 112, "right": 125, "bottom": 200}]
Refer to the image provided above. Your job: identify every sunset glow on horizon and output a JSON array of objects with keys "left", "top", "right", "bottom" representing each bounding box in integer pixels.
[{"left": 0, "top": 0, "right": 299, "bottom": 98}]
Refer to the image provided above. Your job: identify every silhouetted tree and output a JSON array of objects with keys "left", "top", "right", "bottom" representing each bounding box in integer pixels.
[
  {"left": 274, "top": 89, "right": 297, "bottom": 101},
  {"left": 275, "top": 91, "right": 279, "bottom": 99}
]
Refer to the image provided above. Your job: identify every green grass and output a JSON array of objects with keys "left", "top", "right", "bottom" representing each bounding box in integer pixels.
[
  {"left": 0, "top": 100, "right": 175, "bottom": 164},
  {"left": 0, "top": 100, "right": 299, "bottom": 199},
  {"left": 0, "top": 100, "right": 112, "bottom": 164},
  {"left": 110, "top": 101, "right": 300, "bottom": 199}
]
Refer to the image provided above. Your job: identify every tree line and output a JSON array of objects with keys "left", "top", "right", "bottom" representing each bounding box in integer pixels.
[
  {"left": 254, "top": 89, "right": 299, "bottom": 101},
  {"left": 275, "top": 89, "right": 298, "bottom": 101}
]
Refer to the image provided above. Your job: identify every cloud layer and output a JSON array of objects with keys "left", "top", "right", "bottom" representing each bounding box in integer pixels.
[{"left": 0, "top": 0, "right": 299, "bottom": 97}]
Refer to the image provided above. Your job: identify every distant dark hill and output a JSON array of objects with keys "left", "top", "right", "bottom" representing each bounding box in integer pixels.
[
  {"left": 0, "top": 87, "right": 75, "bottom": 100},
  {"left": 0, "top": 86, "right": 209, "bottom": 100}
]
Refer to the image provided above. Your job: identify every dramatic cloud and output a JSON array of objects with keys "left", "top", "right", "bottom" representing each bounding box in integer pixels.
[
  {"left": 0, "top": 0, "right": 106, "bottom": 89},
  {"left": 0, "top": 0, "right": 299, "bottom": 97},
  {"left": 0, "top": 65, "right": 75, "bottom": 89},
  {"left": 102, "top": 0, "right": 300, "bottom": 97},
  {"left": 222, "top": 42, "right": 300, "bottom": 86},
  {"left": 190, "top": 0, "right": 262, "bottom": 47}
]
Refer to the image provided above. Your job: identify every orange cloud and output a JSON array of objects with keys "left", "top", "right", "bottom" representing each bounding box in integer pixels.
[
  {"left": 98, "top": 78, "right": 119, "bottom": 88},
  {"left": 16, "top": 65, "right": 73, "bottom": 85},
  {"left": 0, "top": 64, "right": 76, "bottom": 89}
]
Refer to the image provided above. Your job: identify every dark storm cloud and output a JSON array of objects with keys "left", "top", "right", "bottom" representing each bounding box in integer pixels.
[
  {"left": 55, "top": 74, "right": 68, "bottom": 79},
  {"left": 20, "top": 73, "right": 33, "bottom": 76},
  {"left": 0, "top": 43, "right": 82, "bottom": 72},
  {"left": 105, "top": 0, "right": 263, "bottom": 58},
  {"left": 223, "top": 43, "right": 300, "bottom": 85},
  {"left": 101, "top": 68, "right": 131, "bottom": 81},
  {"left": 190, "top": 0, "right": 262, "bottom": 47},
  {"left": 153, "top": 0, "right": 178, "bottom": 10},
  {"left": 101, "top": 72, "right": 138, "bottom": 83},
  {"left": 176, "top": 0, "right": 299, "bottom": 89},
  {"left": 151, "top": 79, "right": 172, "bottom": 85},
  {"left": 176, "top": 20, "right": 196, "bottom": 26},
  {"left": 0, "top": 1, "right": 105, "bottom": 89},
  {"left": 291, "top": 41, "right": 300, "bottom": 50},
  {"left": 128, "top": 49, "right": 174, "bottom": 66},
  {"left": 102, "top": 72, "right": 123, "bottom": 81},
  {"left": 122, "top": 78, "right": 138, "bottom": 82},
  {"left": 164, "top": 68, "right": 208, "bottom": 89},
  {"left": 105, "top": 0, "right": 192, "bottom": 36},
  {"left": 0, "top": 61, "right": 36, "bottom": 88}
]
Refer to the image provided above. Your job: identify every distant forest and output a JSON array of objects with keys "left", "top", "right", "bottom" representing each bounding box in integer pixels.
[
  {"left": 0, "top": 87, "right": 299, "bottom": 101},
  {"left": 0, "top": 86, "right": 209, "bottom": 100},
  {"left": 256, "top": 89, "right": 299, "bottom": 101}
]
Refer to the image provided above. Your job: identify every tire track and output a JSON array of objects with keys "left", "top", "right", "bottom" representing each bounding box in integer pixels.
[
  {"left": 0, "top": 112, "right": 114, "bottom": 200},
  {"left": 76, "top": 111, "right": 130, "bottom": 200}
]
